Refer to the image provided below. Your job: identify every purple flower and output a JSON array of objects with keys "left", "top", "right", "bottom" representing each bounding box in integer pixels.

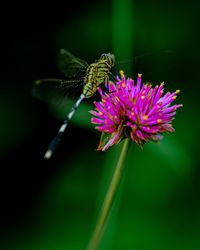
[{"left": 90, "top": 71, "right": 183, "bottom": 151}]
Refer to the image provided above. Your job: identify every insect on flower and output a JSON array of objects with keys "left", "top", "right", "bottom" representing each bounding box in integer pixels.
[
  {"left": 33, "top": 48, "right": 177, "bottom": 158},
  {"left": 90, "top": 71, "right": 183, "bottom": 151},
  {"left": 33, "top": 49, "right": 115, "bottom": 159}
]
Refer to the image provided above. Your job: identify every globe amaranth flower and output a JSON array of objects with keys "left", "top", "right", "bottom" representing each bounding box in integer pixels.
[{"left": 90, "top": 71, "right": 183, "bottom": 151}]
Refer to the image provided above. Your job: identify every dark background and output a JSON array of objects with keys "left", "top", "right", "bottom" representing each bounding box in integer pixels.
[{"left": 0, "top": 1, "right": 199, "bottom": 249}]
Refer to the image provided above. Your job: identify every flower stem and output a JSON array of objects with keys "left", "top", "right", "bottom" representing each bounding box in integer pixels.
[{"left": 87, "top": 138, "right": 131, "bottom": 250}]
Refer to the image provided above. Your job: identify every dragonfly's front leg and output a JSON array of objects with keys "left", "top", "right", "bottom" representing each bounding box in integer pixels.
[
  {"left": 104, "top": 74, "right": 117, "bottom": 94},
  {"left": 104, "top": 77, "right": 109, "bottom": 92}
]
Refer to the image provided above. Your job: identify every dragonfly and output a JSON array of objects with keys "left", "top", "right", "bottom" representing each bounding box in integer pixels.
[
  {"left": 33, "top": 48, "right": 176, "bottom": 159},
  {"left": 33, "top": 49, "right": 115, "bottom": 159}
]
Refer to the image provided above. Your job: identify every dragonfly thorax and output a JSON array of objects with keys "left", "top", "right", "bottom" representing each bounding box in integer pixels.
[{"left": 83, "top": 54, "right": 115, "bottom": 98}]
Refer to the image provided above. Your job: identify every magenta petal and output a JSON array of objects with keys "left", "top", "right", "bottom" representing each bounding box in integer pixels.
[
  {"left": 90, "top": 72, "right": 182, "bottom": 150},
  {"left": 91, "top": 117, "right": 104, "bottom": 124},
  {"left": 90, "top": 110, "right": 103, "bottom": 117}
]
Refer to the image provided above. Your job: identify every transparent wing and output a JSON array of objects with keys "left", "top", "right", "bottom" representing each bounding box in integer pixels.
[
  {"left": 57, "top": 49, "right": 88, "bottom": 78},
  {"left": 115, "top": 48, "right": 177, "bottom": 80},
  {"left": 32, "top": 78, "right": 84, "bottom": 105},
  {"left": 133, "top": 48, "right": 177, "bottom": 77}
]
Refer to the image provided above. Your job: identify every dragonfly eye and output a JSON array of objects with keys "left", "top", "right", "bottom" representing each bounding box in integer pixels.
[
  {"left": 100, "top": 53, "right": 107, "bottom": 59},
  {"left": 100, "top": 53, "right": 115, "bottom": 67},
  {"left": 108, "top": 53, "right": 115, "bottom": 67}
]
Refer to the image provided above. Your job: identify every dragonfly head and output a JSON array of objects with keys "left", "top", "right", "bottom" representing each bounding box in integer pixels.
[{"left": 100, "top": 53, "right": 115, "bottom": 67}]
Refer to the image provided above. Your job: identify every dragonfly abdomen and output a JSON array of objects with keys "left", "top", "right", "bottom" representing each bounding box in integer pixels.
[{"left": 44, "top": 93, "right": 85, "bottom": 159}]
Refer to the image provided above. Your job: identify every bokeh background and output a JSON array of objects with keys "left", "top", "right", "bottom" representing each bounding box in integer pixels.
[{"left": 0, "top": 0, "right": 199, "bottom": 249}]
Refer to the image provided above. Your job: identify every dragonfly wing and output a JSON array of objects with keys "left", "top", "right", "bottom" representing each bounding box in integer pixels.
[
  {"left": 134, "top": 48, "right": 176, "bottom": 75},
  {"left": 32, "top": 78, "right": 84, "bottom": 105},
  {"left": 57, "top": 49, "right": 88, "bottom": 78},
  {"left": 115, "top": 48, "right": 177, "bottom": 80}
]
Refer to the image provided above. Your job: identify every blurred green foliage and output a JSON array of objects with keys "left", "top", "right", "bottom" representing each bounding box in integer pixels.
[{"left": 0, "top": 0, "right": 199, "bottom": 250}]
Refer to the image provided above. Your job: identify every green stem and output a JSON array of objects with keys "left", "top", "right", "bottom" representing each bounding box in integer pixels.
[{"left": 87, "top": 138, "right": 131, "bottom": 250}]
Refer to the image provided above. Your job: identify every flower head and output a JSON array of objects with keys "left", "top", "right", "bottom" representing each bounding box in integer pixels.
[{"left": 90, "top": 71, "right": 183, "bottom": 151}]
